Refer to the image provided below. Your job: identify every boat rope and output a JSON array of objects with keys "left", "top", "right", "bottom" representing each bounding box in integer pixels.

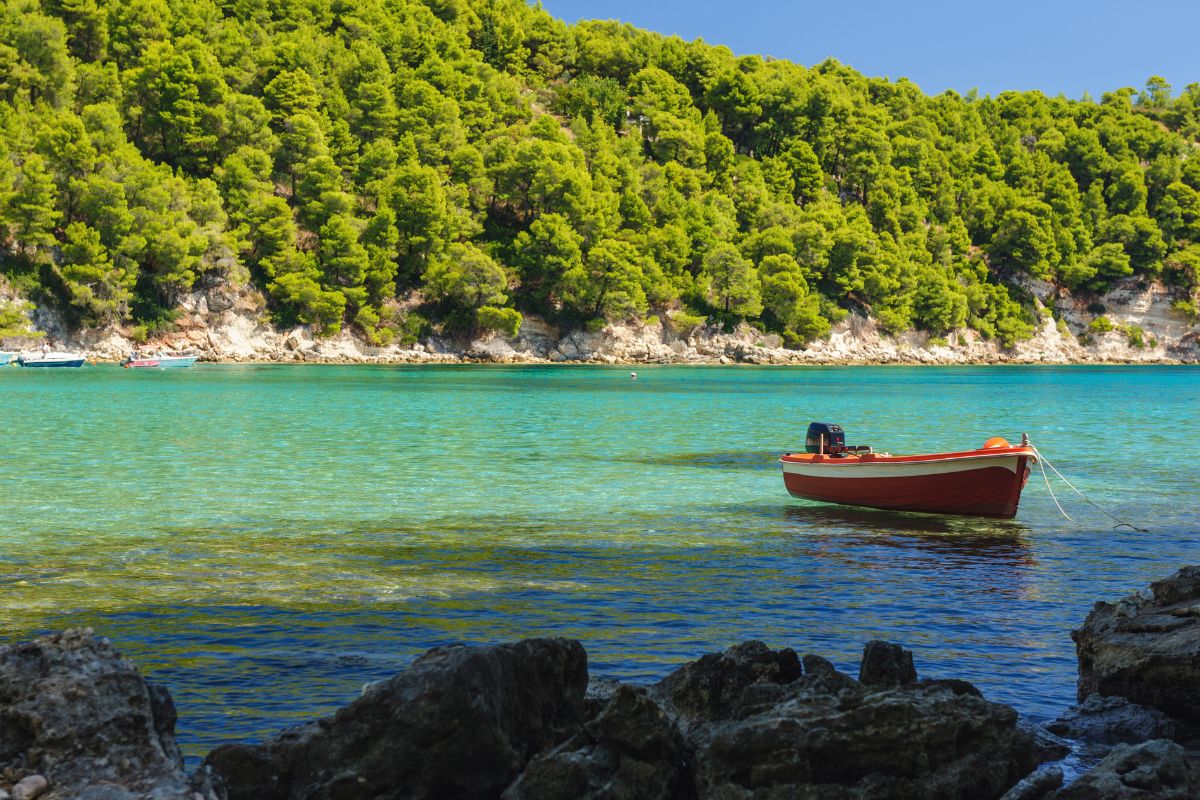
[
  {"left": 1029, "top": 443, "right": 1149, "bottom": 532},
  {"left": 1034, "top": 449, "right": 1078, "bottom": 525}
]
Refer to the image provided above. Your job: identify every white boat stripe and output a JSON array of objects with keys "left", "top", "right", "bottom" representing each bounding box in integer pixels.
[{"left": 780, "top": 454, "right": 1022, "bottom": 479}]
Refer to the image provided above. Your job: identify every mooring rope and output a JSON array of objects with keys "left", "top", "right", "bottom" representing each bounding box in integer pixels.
[
  {"left": 1029, "top": 442, "right": 1150, "bottom": 532},
  {"left": 1034, "top": 448, "right": 1078, "bottom": 525}
]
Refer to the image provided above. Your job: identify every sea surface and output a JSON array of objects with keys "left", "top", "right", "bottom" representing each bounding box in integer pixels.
[{"left": 1, "top": 364, "right": 1197, "bottom": 760}]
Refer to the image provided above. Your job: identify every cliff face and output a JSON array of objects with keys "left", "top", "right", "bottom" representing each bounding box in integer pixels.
[{"left": 4, "top": 276, "right": 1197, "bottom": 365}]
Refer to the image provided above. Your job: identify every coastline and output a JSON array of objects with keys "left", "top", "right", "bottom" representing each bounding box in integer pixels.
[
  {"left": 12, "top": 274, "right": 1192, "bottom": 368},
  {"left": 5, "top": 272, "right": 1197, "bottom": 368},
  {"left": 60, "top": 355, "right": 1200, "bottom": 366}
]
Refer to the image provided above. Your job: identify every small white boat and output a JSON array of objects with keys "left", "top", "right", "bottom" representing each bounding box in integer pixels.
[
  {"left": 0, "top": 351, "right": 14, "bottom": 366},
  {"left": 17, "top": 351, "right": 87, "bottom": 368},
  {"left": 155, "top": 354, "right": 198, "bottom": 368},
  {"left": 122, "top": 352, "right": 198, "bottom": 369}
]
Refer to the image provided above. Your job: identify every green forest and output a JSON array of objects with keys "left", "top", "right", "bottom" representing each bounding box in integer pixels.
[{"left": 0, "top": 0, "right": 1198, "bottom": 348}]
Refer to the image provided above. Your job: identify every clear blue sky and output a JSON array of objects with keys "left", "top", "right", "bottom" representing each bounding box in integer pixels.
[{"left": 539, "top": 0, "right": 1198, "bottom": 99}]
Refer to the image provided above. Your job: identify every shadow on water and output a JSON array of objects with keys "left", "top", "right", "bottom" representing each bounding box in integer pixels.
[
  {"left": 780, "top": 503, "right": 1030, "bottom": 536},
  {"left": 611, "top": 450, "right": 783, "bottom": 471},
  {"left": 768, "top": 503, "right": 1037, "bottom": 566}
]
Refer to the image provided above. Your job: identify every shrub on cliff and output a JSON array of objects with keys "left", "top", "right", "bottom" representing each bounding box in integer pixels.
[{"left": 478, "top": 305, "right": 523, "bottom": 338}]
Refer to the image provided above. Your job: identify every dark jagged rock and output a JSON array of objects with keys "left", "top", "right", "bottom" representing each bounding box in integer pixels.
[
  {"left": 920, "top": 677, "right": 984, "bottom": 698},
  {"left": 1055, "top": 739, "right": 1200, "bottom": 799},
  {"left": 1048, "top": 695, "right": 1178, "bottom": 746},
  {"left": 651, "top": 641, "right": 802, "bottom": 727},
  {"left": 693, "top": 680, "right": 1038, "bottom": 798},
  {"left": 2, "top": 629, "right": 1048, "bottom": 800},
  {"left": 0, "top": 628, "right": 213, "bottom": 800},
  {"left": 502, "top": 685, "right": 693, "bottom": 800},
  {"left": 654, "top": 642, "right": 1038, "bottom": 799},
  {"left": 1073, "top": 566, "right": 1200, "bottom": 724},
  {"left": 205, "top": 638, "right": 588, "bottom": 800},
  {"left": 858, "top": 640, "right": 917, "bottom": 688}
]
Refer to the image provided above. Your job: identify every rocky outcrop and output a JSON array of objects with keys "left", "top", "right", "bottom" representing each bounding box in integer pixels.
[
  {"left": 24, "top": 574, "right": 1200, "bottom": 800},
  {"left": 204, "top": 638, "right": 589, "bottom": 800},
  {"left": 857, "top": 640, "right": 917, "bottom": 688},
  {"left": 198, "top": 637, "right": 1041, "bottom": 800},
  {"left": 1054, "top": 740, "right": 1200, "bottom": 799},
  {"left": 1072, "top": 566, "right": 1200, "bottom": 725},
  {"left": 651, "top": 640, "right": 803, "bottom": 727},
  {"left": 666, "top": 644, "right": 1038, "bottom": 799},
  {"left": 1048, "top": 695, "right": 1178, "bottom": 746},
  {"left": 502, "top": 684, "right": 693, "bottom": 800},
  {"left": 0, "top": 629, "right": 214, "bottom": 800}
]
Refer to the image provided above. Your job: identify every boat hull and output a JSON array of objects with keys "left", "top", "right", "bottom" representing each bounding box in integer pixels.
[
  {"left": 125, "top": 355, "right": 197, "bottom": 368},
  {"left": 781, "top": 449, "right": 1034, "bottom": 519},
  {"left": 18, "top": 357, "right": 86, "bottom": 368}
]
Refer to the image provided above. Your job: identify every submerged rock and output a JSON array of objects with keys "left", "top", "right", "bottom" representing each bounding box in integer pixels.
[
  {"left": 205, "top": 638, "right": 588, "bottom": 800},
  {"left": 1073, "top": 566, "right": 1200, "bottom": 724},
  {"left": 0, "top": 629, "right": 211, "bottom": 800},
  {"left": 1055, "top": 739, "right": 1200, "bottom": 799}
]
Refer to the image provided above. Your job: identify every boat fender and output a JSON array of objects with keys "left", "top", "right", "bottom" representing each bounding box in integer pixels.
[{"left": 983, "top": 436, "right": 1010, "bottom": 449}]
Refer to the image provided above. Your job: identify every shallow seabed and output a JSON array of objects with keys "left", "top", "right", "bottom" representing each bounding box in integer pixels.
[{"left": 1, "top": 364, "right": 1197, "bottom": 759}]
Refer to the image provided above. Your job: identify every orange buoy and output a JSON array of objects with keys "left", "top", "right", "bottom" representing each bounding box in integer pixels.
[{"left": 982, "top": 436, "right": 1011, "bottom": 449}]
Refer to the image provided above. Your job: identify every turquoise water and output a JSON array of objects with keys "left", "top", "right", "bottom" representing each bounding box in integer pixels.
[{"left": 1, "top": 364, "right": 1198, "bottom": 759}]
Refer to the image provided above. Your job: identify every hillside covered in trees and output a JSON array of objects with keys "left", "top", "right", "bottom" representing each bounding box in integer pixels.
[{"left": 0, "top": 0, "right": 1198, "bottom": 349}]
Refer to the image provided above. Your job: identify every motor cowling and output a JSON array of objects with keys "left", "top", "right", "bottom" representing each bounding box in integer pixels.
[{"left": 806, "top": 422, "right": 846, "bottom": 455}]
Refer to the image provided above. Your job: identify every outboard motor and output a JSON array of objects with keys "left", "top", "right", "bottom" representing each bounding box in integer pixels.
[{"left": 806, "top": 422, "right": 846, "bottom": 456}]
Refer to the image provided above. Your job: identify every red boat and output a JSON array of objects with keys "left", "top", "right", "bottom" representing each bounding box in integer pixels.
[{"left": 781, "top": 423, "right": 1036, "bottom": 519}]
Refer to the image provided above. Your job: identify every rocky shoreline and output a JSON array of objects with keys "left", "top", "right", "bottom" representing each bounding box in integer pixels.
[
  {"left": 3, "top": 567, "right": 1200, "bottom": 799},
  {"left": 7, "top": 276, "right": 1198, "bottom": 367}
]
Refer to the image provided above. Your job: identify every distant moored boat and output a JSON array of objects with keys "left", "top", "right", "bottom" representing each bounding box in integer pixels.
[
  {"left": 781, "top": 422, "right": 1036, "bottom": 519},
  {"left": 123, "top": 352, "right": 198, "bottom": 369},
  {"left": 0, "top": 351, "right": 14, "bottom": 366},
  {"left": 17, "top": 351, "right": 87, "bottom": 368}
]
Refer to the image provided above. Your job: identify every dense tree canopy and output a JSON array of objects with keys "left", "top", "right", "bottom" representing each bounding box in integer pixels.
[{"left": 1, "top": 0, "right": 1198, "bottom": 347}]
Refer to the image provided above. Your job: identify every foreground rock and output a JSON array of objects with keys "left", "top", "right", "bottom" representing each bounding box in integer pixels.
[
  {"left": 1072, "top": 566, "right": 1200, "bottom": 727},
  {"left": 1048, "top": 695, "right": 1178, "bottom": 746},
  {"left": 502, "top": 684, "right": 692, "bottom": 800},
  {"left": 1055, "top": 740, "right": 1200, "bottom": 799},
  {"left": 202, "top": 638, "right": 1039, "bottom": 800},
  {"left": 999, "top": 764, "right": 1064, "bottom": 800},
  {"left": 0, "top": 629, "right": 213, "bottom": 800},
  {"left": 656, "top": 642, "right": 1038, "bottom": 799},
  {"left": 205, "top": 639, "right": 588, "bottom": 800}
]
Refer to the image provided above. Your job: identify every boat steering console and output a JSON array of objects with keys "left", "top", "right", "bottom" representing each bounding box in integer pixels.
[{"left": 805, "top": 422, "right": 872, "bottom": 457}]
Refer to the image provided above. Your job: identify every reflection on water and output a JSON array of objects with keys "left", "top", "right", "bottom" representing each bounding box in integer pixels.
[{"left": 1, "top": 364, "right": 1198, "bottom": 761}]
